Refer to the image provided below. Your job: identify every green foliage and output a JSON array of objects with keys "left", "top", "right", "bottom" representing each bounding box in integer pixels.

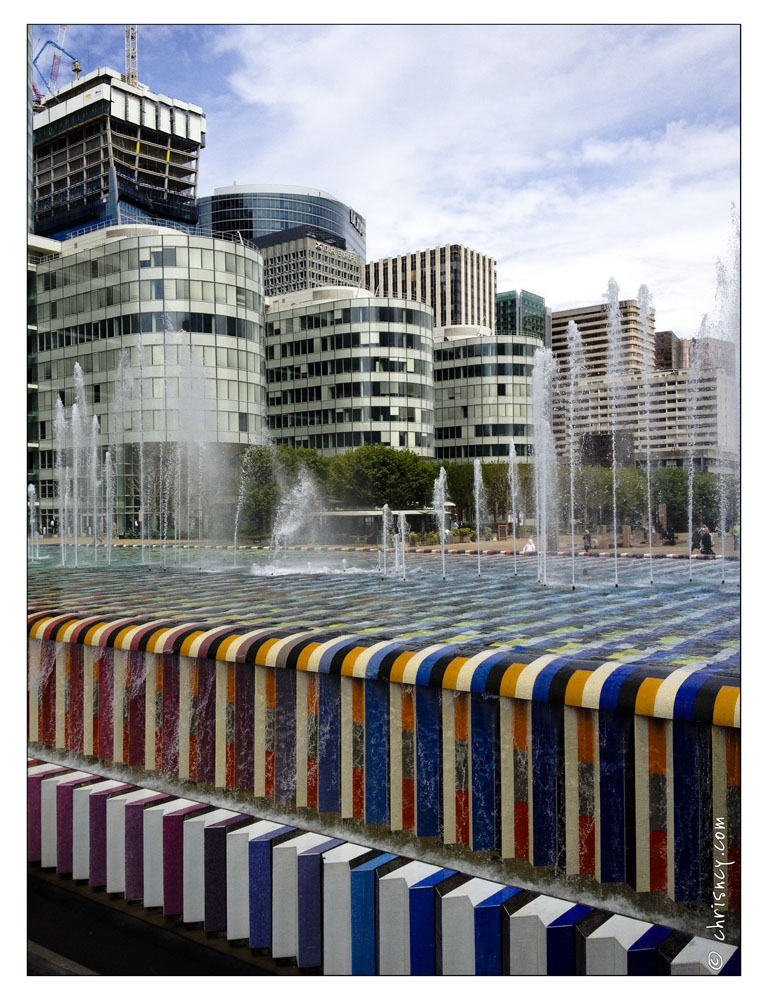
[
  {"left": 442, "top": 462, "right": 475, "bottom": 521},
  {"left": 240, "top": 445, "right": 329, "bottom": 533},
  {"left": 326, "top": 445, "right": 434, "bottom": 509}
]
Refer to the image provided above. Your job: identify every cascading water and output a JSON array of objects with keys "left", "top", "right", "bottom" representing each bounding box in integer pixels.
[
  {"left": 638, "top": 285, "right": 655, "bottom": 584},
  {"left": 433, "top": 466, "right": 448, "bottom": 581},
  {"left": 507, "top": 441, "right": 519, "bottom": 576},
  {"left": 604, "top": 279, "right": 623, "bottom": 587},
  {"left": 565, "top": 320, "right": 586, "bottom": 590},
  {"left": 473, "top": 458, "right": 485, "bottom": 577},
  {"left": 532, "top": 347, "right": 558, "bottom": 585}
]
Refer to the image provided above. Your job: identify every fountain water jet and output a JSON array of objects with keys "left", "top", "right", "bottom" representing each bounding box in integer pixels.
[
  {"left": 565, "top": 321, "right": 586, "bottom": 590},
  {"left": 532, "top": 347, "right": 559, "bottom": 585},
  {"left": 104, "top": 451, "right": 115, "bottom": 564},
  {"left": 604, "top": 279, "right": 623, "bottom": 588},
  {"left": 638, "top": 285, "right": 655, "bottom": 584},
  {"left": 507, "top": 442, "right": 519, "bottom": 576},
  {"left": 473, "top": 459, "right": 485, "bottom": 577},
  {"left": 28, "top": 484, "right": 40, "bottom": 561},
  {"left": 433, "top": 467, "right": 448, "bottom": 581},
  {"left": 381, "top": 504, "right": 392, "bottom": 578}
]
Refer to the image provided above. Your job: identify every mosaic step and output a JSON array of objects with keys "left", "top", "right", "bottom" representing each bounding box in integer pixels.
[{"left": 27, "top": 758, "right": 739, "bottom": 976}]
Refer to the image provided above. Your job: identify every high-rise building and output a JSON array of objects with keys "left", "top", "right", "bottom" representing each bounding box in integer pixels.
[
  {"left": 551, "top": 299, "right": 655, "bottom": 378},
  {"left": 30, "top": 224, "right": 266, "bottom": 535},
  {"left": 655, "top": 330, "right": 690, "bottom": 371},
  {"left": 265, "top": 288, "right": 434, "bottom": 456},
  {"left": 364, "top": 246, "right": 496, "bottom": 331},
  {"left": 433, "top": 327, "right": 538, "bottom": 461},
  {"left": 495, "top": 289, "right": 551, "bottom": 345},
  {"left": 551, "top": 366, "right": 738, "bottom": 473},
  {"left": 33, "top": 67, "right": 206, "bottom": 239},
  {"left": 252, "top": 226, "right": 362, "bottom": 298},
  {"left": 198, "top": 185, "right": 367, "bottom": 261}
]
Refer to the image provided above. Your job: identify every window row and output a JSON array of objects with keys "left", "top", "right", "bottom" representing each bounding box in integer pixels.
[
  {"left": 434, "top": 341, "right": 538, "bottom": 361},
  {"left": 268, "top": 356, "right": 430, "bottom": 382},
  {"left": 273, "top": 430, "right": 432, "bottom": 451},
  {"left": 268, "top": 405, "right": 429, "bottom": 428},
  {"left": 35, "top": 311, "right": 263, "bottom": 350},
  {"left": 37, "top": 344, "right": 263, "bottom": 381},
  {"left": 435, "top": 363, "right": 534, "bottom": 381},
  {"left": 267, "top": 306, "right": 432, "bottom": 335},
  {"left": 37, "top": 245, "right": 260, "bottom": 288},
  {"left": 38, "top": 279, "right": 261, "bottom": 317}
]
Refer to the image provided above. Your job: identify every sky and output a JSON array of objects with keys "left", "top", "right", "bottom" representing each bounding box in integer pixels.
[{"left": 28, "top": 21, "right": 739, "bottom": 337}]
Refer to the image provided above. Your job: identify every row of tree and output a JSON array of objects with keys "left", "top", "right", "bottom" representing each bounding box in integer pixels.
[{"left": 240, "top": 444, "right": 739, "bottom": 537}]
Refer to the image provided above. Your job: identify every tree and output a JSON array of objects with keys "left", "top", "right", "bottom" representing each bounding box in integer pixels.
[
  {"left": 442, "top": 462, "right": 474, "bottom": 522},
  {"left": 240, "top": 445, "right": 328, "bottom": 535},
  {"left": 327, "top": 445, "right": 434, "bottom": 509}
]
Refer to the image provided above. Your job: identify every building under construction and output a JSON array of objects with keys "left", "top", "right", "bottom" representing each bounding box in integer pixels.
[{"left": 33, "top": 59, "right": 206, "bottom": 239}]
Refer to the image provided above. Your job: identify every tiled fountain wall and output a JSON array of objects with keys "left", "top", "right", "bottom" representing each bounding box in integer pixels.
[{"left": 27, "top": 618, "right": 740, "bottom": 916}]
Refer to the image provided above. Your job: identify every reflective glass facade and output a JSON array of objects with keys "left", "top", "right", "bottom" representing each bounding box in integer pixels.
[
  {"left": 433, "top": 334, "right": 538, "bottom": 460},
  {"left": 265, "top": 290, "right": 433, "bottom": 456},
  {"left": 32, "top": 225, "right": 266, "bottom": 531},
  {"left": 198, "top": 185, "right": 366, "bottom": 261}
]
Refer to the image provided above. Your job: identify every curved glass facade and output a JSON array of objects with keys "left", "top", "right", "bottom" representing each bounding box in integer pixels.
[
  {"left": 33, "top": 225, "right": 266, "bottom": 533},
  {"left": 433, "top": 333, "right": 538, "bottom": 460},
  {"left": 198, "top": 185, "right": 366, "bottom": 261},
  {"left": 265, "top": 290, "right": 433, "bottom": 456}
]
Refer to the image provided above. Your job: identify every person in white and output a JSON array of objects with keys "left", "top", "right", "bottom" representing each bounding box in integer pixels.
[{"left": 522, "top": 537, "right": 536, "bottom": 553}]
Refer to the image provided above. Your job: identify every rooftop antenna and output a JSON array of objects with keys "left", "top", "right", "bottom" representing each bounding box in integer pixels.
[{"left": 125, "top": 24, "right": 138, "bottom": 87}]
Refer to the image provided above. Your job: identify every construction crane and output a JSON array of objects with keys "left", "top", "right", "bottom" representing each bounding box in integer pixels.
[
  {"left": 48, "top": 24, "right": 68, "bottom": 90},
  {"left": 32, "top": 37, "right": 81, "bottom": 103},
  {"left": 125, "top": 25, "right": 138, "bottom": 87}
]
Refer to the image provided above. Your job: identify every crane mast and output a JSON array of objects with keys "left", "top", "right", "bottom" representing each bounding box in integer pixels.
[
  {"left": 125, "top": 25, "right": 138, "bottom": 87},
  {"left": 48, "top": 24, "right": 68, "bottom": 90}
]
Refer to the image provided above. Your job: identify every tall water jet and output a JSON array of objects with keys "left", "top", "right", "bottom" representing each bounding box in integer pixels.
[
  {"left": 532, "top": 347, "right": 559, "bottom": 585},
  {"left": 233, "top": 456, "right": 249, "bottom": 566},
  {"left": 104, "top": 451, "right": 115, "bottom": 564},
  {"left": 54, "top": 396, "right": 67, "bottom": 566},
  {"left": 270, "top": 466, "right": 320, "bottom": 562},
  {"left": 604, "top": 279, "right": 623, "bottom": 587},
  {"left": 397, "top": 510, "right": 408, "bottom": 580},
  {"left": 686, "top": 317, "right": 707, "bottom": 582},
  {"left": 566, "top": 320, "right": 586, "bottom": 590},
  {"left": 71, "top": 401, "right": 82, "bottom": 567},
  {"left": 473, "top": 459, "right": 485, "bottom": 577},
  {"left": 381, "top": 504, "right": 392, "bottom": 578},
  {"left": 433, "top": 466, "right": 448, "bottom": 581},
  {"left": 89, "top": 414, "right": 100, "bottom": 560},
  {"left": 137, "top": 333, "right": 147, "bottom": 564},
  {"left": 28, "top": 484, "right": 40, "bottom": 561},
  {"left": 638, "top": 285, "right": 655, "bottom": 583},
  {"left": 507, "top": 441, "right": 519, "bottom": 576}
]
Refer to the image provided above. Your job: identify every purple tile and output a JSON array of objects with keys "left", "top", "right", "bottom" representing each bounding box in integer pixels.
[
  {"left": 162, "top": 804, "right": 213, "bottom": 916},
  {"left": 124, "top": 793, "right": 172, "bottom": 900},
  {"left": 88, "top": 783, "right": 135, "bottom": 887},
  {"left": 56, "top": 776, "right": 101, "bottom": 874}
]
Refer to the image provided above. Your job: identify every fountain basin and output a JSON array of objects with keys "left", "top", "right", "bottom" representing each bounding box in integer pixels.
[{"left": 28, "top": 557, "right": 740, "bottom": 945}]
